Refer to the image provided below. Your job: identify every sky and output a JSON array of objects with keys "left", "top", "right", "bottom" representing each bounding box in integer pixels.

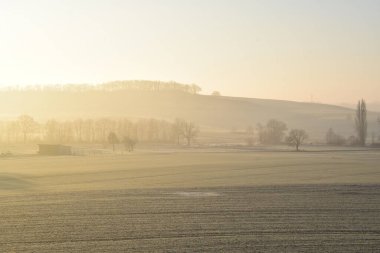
[{"left": 0, "top": 0, "right": 379, "bottom": 104}]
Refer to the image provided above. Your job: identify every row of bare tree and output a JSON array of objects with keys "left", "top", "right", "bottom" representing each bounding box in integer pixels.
[
  {"left": 326, "top": 99, "right": 375, "bottom": 146},
  {"left": 0, "top": 116, "right": 200, "bottom": 145},
  {"left": 245, "top": 119, "right": 308, "bottom": 151},
  {"left": 245, "top": 99, "right": 375, "bottom": 149},
  {"left": 1, "top": 80, "right": 202, "bottom": 94}
]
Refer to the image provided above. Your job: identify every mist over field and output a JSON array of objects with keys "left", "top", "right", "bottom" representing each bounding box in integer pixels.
[
  {"left": 1, "top": 0, "right": 380, "bottom": 252},
  {"left": 0, "top": 81, "right": 379, "bottom": 252},
  {"left": 0, "top": 81, "right": 379, "bottom": 143}
]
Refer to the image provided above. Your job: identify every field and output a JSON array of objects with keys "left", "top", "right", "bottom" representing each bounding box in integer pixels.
[{"left": 0, "top": 150, "right": 379, "bottom": 252}]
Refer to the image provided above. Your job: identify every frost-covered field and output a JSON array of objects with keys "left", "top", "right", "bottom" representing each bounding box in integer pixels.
[{"left": 0, "top": 151, "right": 379, "bottom": 252}]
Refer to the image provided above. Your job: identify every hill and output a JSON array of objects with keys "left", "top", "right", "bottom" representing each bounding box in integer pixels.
[{"left": 0, "top": 81, "right": 378, "bottom": 140}]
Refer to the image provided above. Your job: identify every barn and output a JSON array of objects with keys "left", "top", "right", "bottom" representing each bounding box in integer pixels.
[{"left": 38, "top": 144, "right": 72, "bottom": 156}]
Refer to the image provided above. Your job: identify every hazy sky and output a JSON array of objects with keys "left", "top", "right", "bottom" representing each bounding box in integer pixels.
[{"left": 0, "top": 0, "right": 379, "bottom": 104}]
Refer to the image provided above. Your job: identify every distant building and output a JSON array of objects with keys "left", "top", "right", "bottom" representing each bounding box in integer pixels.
[{"left": 38, "top": 144, "right": 72, "bottom": 156}]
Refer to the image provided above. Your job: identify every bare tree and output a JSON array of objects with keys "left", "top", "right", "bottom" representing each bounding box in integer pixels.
[
  {"left": 355, "top": 99, "right": 367, "bottom": 146},
  {"left": 108, "top": 132, "right": 119, "bottom": 152},
  {"left": 189, "top": 84, "right": 202, "bottom": 95},
  {"left": 245, "top": 125, "right": 255, "bottom": 146},
  {"left": 377, "top": 116, "right": 380, "bottom": 141},
  {"left": 286, "top": 129, "right": 308, "bottom": 151},
  {"left": 73, "top": 119, "right": 84, "bottom": 142},
  {"left": 123, "top": 136, "right": 138, "bottom": 152},
  {"left": 172, "top": 118, "right": 185, "bottom": 145},
  {"left": 257, "top": 119, "right": 287, "bottom": 145},
  {"left": 45, "top": 120, "right": 60, "bottom": 143},
  {"left": 371, "top": 132, "right": 376, "bottom": 145},
  {"left": 211, "top": 91, "right": 221, "bottom": 96},
  {"left": 181, "top": 121, "right": 199, "bottom": 146},
  {"left": 18, "top": 114, "right": 36, "bottom": 143},
  {"left": 5, "top": 121, "right": 18, "bottom": 143},
  {"left": 326, "top": 128, "right": 346, "bottom": 146},
  {"left": 266, "top": 119, "right": 287, "bottom": 144}
]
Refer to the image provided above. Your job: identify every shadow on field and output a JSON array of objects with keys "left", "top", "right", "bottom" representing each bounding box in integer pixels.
[{"left": 0, "top": 174, "right": 33, "bottom": 190}]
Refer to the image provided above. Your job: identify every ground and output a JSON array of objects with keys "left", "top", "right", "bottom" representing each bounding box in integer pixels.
[{"left": 0, "top": 150, "right": 379, "bottom": 252}]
